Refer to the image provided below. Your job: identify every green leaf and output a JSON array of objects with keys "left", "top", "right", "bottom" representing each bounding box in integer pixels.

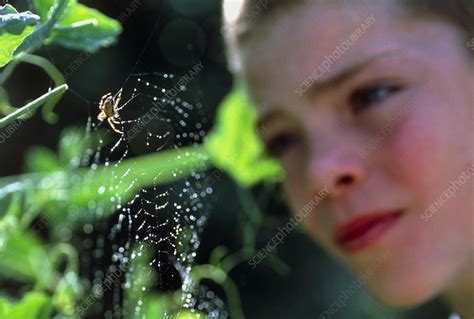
[
  {"left": 14, "top": 0, "right": 70, "bottom": 55},
  {"left": 0, "top": 84, "right": 68, "bottom": 128},
  {"left": 142, "top": 295, "right": 166, "bottom": 318},
  {"left": 0, "top": 144, "right": 209, "bottom": 225},
  {"left": 58, "top": 128, "right": 84, "bottom": 168},
  {"left": 173, "top": 311, "right": 206, "bottom": 319},
  {"left": 4, "top": 292, "right": 53, "bottom": 319},
  {"left": 0, "top": 5, "right": 38, "bottom": 67},
  {"left": 25, "top": 146, "right": 61, "bottom": 173},
  {"left": 53, "top": 271, "right": 83, "bottom": 316},
  {"left": 67, "top": 146, "right": 209, "bottom": 209},
  {"left": 34, "top": 0, "right": 122, "bottom": 52},
  {"left": 25, "top": 128, "right": 103, "bottom": 174},
  {"left": 0, "top": 4, "right": 16, "bottom": 14},
  {"left": 0, "top": 297, "right": 9, "bottom": 317},
  {"left": 205, "top": 88, "right": 284, "bottom": 186},
  {"left": 0, "top": 5, "right": 40, "bottom": 35},
  {"left": 124, "top": 245, "right": 158, "bottom": 319},
  {"left": 58, "top": 127, "right": 104, "bottom": 169},
  {"left": 0, "top": 219, "right": 52, "bottom": 282},
  {"left": 2, "top": 192, "right": 21, "bottom": 220},
  {"left": 51, "top": 3, "right": 122, "bottom": 52},
  {"left": 32, "top": 0, "right": 57, "bottom": 20}
]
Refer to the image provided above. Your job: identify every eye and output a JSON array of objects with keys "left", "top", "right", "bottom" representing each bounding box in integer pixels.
[
  {"left": 265, "top": 131, "right": 302, "bottom": 158},
  {"left": 349, "top": 83, "right": 402, "bottom": 114}
]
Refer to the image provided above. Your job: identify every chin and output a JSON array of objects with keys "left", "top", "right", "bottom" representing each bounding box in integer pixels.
[
  {"left": 344, "top": 209, "right": 470, "bottom": 310},
  {"left": 362, "top": 267, "right": 445, "bottom": 309}
]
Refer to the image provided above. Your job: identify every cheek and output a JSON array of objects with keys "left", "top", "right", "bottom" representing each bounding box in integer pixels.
[
  {"left": 282, "top": 154, "right": 308, "bottom": 212},
  {"left": 281, "top": 144, "right": 308, "bottom": 189},
  {"left": 282, "top": 150, "right": 323, "bottom": 232},
  {"left": 384, "top": 98, "right": 455, "bottom": 205},
  {"left": 370, "top": 98, "right": 474, "bottom": 305}
]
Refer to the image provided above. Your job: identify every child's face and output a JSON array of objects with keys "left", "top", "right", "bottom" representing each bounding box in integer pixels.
[{"left": 239, "top": 0, "right": 473, "bottom": 308}]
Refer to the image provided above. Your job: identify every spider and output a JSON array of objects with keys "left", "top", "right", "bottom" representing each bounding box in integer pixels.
[{"left": 98, "top": 88, "right": 136, "bottom": 135}]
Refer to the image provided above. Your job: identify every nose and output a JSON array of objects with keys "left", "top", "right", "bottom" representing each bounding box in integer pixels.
[{"left": 307, "top": 147, "right": 366, "bottom": 199}]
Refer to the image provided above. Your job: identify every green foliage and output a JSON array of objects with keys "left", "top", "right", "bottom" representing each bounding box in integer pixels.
[
  {"left": 33, "top": 0, "right": 122, "bottom": 52},
  {"left": 13, "top": 0, "right": 70, "bottom": 55},
  {"left": 205, "top": 87, "right": 284, "bottom": 186},
  {"left": 52, "top": 271, "right": 83, "bottom": 315},
  {"left": 25, "top": 147, "right": 61, "bottom": 173},
  {"left": 1, "top": 87, "right": 284, "bottom": 221},
  {"left": 0, "top": 5, "right": 39, "bottom": 35},
  {"left": 0, "top": 0, "right": 123, "bottom": 127},
  {"left": 140, "top": 295, "right": 166, "bottom": 319},
  {"left": 25, "top": 128, "right": 102, "bottom": 173},
  {"left": 0, "top": 84, "right": 68, "bottom": 128},
  {"left": 0, "top": 292, "right": 53, "bottom": 319},
  {"left": 0, "top": 84, "right": 283, "bottom": 317},
  {"left": 0, "top": 217, "right": 52, "bottom": 282},
  {"left": 0, "top": 2, "right": 284, "bottom": 318},
  {"left": 173, "top": 311, "right": 206, "bottom": 319},
  {"left": 0, "top": 0, "right": 125, "bottom": 317},
  {"left": 0, "top": 5, "right": 39, "bottom": 67}
]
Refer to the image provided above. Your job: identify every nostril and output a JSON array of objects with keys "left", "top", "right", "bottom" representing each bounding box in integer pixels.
[{"left": 336, "top": 174, "right": 354, "bottom": 186}]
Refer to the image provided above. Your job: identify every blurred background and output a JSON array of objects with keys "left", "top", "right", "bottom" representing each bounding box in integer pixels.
[{"left": 1, "top": 0, "right": 449, "bottom": 318}]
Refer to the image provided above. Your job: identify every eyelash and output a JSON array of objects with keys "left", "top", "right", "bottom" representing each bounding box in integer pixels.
[{"left": 349, "top": 82, "right": 403, "bottom": 114}]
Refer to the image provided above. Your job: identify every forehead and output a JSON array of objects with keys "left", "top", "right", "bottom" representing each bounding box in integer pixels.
[
  {"left": 237, "top": 0, "right": 469, "bottom": 118},
  {"left": 239, "top": 1, "right": 410, "bottom": 102}
]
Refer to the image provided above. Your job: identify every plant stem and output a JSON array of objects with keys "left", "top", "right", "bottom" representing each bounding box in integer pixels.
[
  {"left": 35, "top": 243, "right": 79, "bottom": 291},
  {"left": 191, "top": 264, "right": 245, "bottom": 319},
  {"left": 0, "top": 84, "right": 68, "bottom": 128},
  {"left": 14, "top": 53, "right": 67, "bottom": 123},
  {"left": 49, "top": 243, "right": 79, "bottom": 275},
  {"left": 0, "top": 58, "right": 18, "bottom": 86},
  {"left": 16, "top": 53, "right": 65, "bottom": 87}
]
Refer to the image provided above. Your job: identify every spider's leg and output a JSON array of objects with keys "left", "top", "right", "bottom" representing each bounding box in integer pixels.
[
  {"left": 107, "top": 117, "right": 124, "bottom": 135},
  {"left": 116, "top": 92, "right": 142, "bottom": 111},
  {"left": 116, "top": 119, "right": 139, "bottom": 124},
  {"left": 113, "top": 88, "right": 123, "bottom": 102},
  {"left": 110, "top": 117, "right": 141, "bottom": 131},
  {"left": 99, "top": 93, "right": 112, "bottom": 109},
  {"left": 127, "top": 72, "right": 170, "bottom": 77},
  {"left": 113, "top": 113, "right": 140, "bottom": 125}
]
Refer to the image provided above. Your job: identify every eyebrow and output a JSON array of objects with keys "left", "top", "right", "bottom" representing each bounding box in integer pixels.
[
  {"left": 257, "top": 49, "right": 400, "bottom": 128},
  {"left": 306, "top": 51, "right": 398, "bottom": 97}
]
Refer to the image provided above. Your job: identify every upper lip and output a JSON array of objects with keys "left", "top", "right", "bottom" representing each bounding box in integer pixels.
[{"left": 334, "top": 209, "right": 404, "bottom": 246}]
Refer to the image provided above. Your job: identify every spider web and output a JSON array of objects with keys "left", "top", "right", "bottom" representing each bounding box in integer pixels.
[
  {"left": 79, "top": 70, "right": 227, "bottom": 318},
  {"left": 0, "top": 0, "right": 230, "bottom": 316}
]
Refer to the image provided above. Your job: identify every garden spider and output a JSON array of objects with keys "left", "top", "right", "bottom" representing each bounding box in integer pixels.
[{"left": 97, "top": 88, "right": 137, "bottom": 135}]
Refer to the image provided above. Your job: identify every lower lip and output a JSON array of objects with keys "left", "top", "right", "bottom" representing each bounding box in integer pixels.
[{"left": 336, "top": 211, "right": 403, "bottom": 253}]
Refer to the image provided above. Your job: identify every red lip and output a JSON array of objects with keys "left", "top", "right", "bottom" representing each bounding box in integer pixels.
[{"left": 334, "top": 210, "right": 404, "bottom": 253}]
